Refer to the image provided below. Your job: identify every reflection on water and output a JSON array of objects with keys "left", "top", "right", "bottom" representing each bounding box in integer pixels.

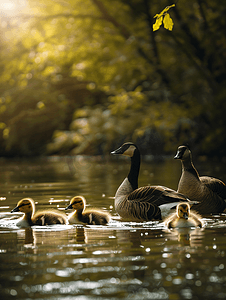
[
  {"left": 1, "top": 223, "right": 226, "bottom": 300},
  {"left": 0, "top": 157, "right": 226, "bottom": 299}
]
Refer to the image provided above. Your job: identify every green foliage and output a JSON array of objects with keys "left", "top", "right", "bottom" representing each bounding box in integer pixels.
[{"left": 0, "top": 0, "right": 226, "bottom": 156}]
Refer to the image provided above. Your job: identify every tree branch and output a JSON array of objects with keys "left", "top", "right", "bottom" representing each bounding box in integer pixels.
[
  {"left": 91, "top": 0, "right": 171, "bottom": 88},
  {"left": 142, "top": 0, "right": 170, "bottom": 86},
  {"left": 171, "top": 33, "right": 217, "bottom": 92},
  {"left": 91, "top": 0, "right": 131, "bottom": 39},
  {"left": 7, "top": 13, "right": 106, "bottom": 21},
  {"left": 173, "top": 6, "right": 206, "bottom": 63}
]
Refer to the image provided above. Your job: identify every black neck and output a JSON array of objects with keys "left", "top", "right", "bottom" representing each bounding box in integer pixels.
[{"left": 128, "top": 148, "right": 140, "bottom": 190}]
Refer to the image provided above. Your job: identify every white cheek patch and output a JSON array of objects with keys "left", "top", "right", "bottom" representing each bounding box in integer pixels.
[{"left": 123, "top": 145, "right": 136, "bottom": 157}]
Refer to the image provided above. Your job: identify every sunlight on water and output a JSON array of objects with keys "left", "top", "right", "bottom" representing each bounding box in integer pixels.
[{"left": 0, "top": 157, "right": 226, "bottom": 299}]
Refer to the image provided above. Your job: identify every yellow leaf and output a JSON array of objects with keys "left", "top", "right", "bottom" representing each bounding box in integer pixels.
[
  {"left": 153, "top": 16, "right": 163, "bottom": 31},
  {"left": 153, "top": 4, "right": 175, "bottom": 31},
  {"left": 163, "top": 13, "right": 174, "bottom": 31}
]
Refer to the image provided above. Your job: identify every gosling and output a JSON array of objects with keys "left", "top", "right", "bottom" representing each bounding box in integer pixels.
[
  {"left": 65, "top": 196, "right": 111, "bottom": 225},
  {"left": 164, "top": 203, "right": 204, "bottom": 229},
  {"left": 11, "top": 198, "right": 67, "bottom": 227}
]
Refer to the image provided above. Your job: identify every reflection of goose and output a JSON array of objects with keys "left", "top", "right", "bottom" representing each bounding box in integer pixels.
[
  {"left": 111, "top": 142, "right": 189, "bottom": 221},
  {"left": 11, "top": 198, "right": 67, "bottom": 227},
  {"left": 164, "top": 203, "right": 204, "bottom": 228},
  {"left": 24, "top": 228, "right": 34, "bottom": 245},
  {"left": 65, "top": 196, "right": 111, "bottom": 225},
  {"left": 174, "top": 145, "right": 226, "bottom": 214}
]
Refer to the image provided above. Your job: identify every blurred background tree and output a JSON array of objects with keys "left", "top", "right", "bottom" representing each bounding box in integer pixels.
[{"left": 0, "top": 0, "right": 225, "bottom": 157}]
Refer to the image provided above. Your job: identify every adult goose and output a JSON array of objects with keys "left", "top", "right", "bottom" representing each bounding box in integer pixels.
[
  {"left": 65, "top": 196, "right": 111, "bottom": 225},
  {"left": 174, "top": 145, "right": 226, "bottom": 214},
  {"left": 111, "top": 142, "right": 189, "bottom": 221},
  {"left": 11, "top": 198, "right": 67, "bottom": 227},
  {"left": 164, "top": 203, "right": 204, "bottom": 228}
]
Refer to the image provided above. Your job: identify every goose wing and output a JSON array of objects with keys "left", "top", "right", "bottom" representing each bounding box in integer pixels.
[
  {"left": 127, "top": 199, "right": 161, "bottom": 220},
  {"left": 128, "top": 185, "right": 188, "bottom": 206},
  {"left": 200, "top": 176, "right": 226, "bottom": 200},
  {"left": 125, "top": 186, "right": 188, "bottom": 221}
]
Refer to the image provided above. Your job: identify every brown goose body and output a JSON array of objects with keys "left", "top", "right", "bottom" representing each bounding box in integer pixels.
[
  {"left": 65, "top": 196, "right": 111, "bottom": 225},
  {"left": 164, "top": 203, "right": 204, "bottom": 228},
  {"left": 111, "top": 143, "right": 190, "bottom": 221},
  {"left": 174, "top": 145, "right": 226, "bottom": 214},
  {"left": 11, "top": 198, "right": 67, "bottom": 227}
]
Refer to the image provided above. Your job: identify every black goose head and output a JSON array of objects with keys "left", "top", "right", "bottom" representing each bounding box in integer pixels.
[
  {"left": 174, "top": 145, "right": 191, "bottom": 160},
  {"left": 111, "top": 142, "right": 138, "bottom": 158}
]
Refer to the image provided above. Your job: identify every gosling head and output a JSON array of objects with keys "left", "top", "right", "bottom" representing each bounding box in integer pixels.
[
  {"left": 65, "top": 196, "right": 86, "bottom": 211},
  {"left": 174, "top": 145, "right": 191, "bottom": 161},
  {"left": 176, "top": 203, "right": 190, "bottom": 220},
  {"left": 11, "top": 198, "right": 34, "bottom": 214},
  {"left": 111, "top": 142, "right": 138, "bottom": 158}
]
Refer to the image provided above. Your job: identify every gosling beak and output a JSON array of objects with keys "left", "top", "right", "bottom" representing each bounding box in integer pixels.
[
  {"left": 174, "top": 150, "right": 182, "bottom": 159},
  {"left": 65, "top": 204, "right": 73, "bottom": 210},
  {"left": 111, "top": 146, "right": 123, "bottom": 155},
  {"left": 11, "top": 206, "right": 20, "bottom": 213},
  {"left": 183, "top": 213, "right": 188, "bottom": 220}
]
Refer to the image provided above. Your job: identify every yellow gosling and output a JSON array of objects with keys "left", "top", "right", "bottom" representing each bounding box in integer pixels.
[
  {"left": 65, "top": 196, "right": 111, "bottom": 225},
  {"left": 164, "top": 203, "right": 204, "bottom": 229},
  {"left": 11, "top": 198, "right": 67, "bottom": 227}
]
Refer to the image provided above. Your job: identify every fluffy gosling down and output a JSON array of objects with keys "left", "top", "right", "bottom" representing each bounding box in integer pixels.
[
  {"left": 164, "top": 203, "right": 204, "bottom": 229},
  {"left": 65, "top": 196, "right": 111, "bottom": 225},
  {"left": 11, "top": 198, "right": 67, "bottom": 227}
]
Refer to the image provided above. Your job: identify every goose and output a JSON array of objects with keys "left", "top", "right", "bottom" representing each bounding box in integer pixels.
[
  {"left": 111, "top": 142, "right": 190, "bottom": 221},
  {"left": 174, "top": 145, "right": 226, "bottom": 214},
  {"left": 164, "top": 202, "right": 204, "bottom": 228},
  {"left": 65, "top": 196, "right": 111, "bottom": 225},
  {"left": 11, "top": 198, "right": 67, "bottom": 227}
]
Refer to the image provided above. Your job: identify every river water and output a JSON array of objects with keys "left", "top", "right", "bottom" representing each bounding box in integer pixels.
[{"left": 0, "top": 155, "right": 226, "bottom": 300}]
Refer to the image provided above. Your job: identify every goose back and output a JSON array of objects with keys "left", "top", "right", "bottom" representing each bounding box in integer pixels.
[
  {"left": 200, "top": 176, "right": 226, "bottom": 199},
  {"left": 69, "top": 209, "right": 110, "bottom": 225},
  {"left": 33, "top": 211, "right": 67, "bottom": 225}
]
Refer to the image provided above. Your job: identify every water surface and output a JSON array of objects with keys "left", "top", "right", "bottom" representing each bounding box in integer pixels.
[{"left": 0, "top": 155, "right": 226, "bottom": 299}]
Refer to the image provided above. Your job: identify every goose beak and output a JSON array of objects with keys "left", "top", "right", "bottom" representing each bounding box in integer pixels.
[
  {"left": 65, "top": 204, "right": 73, "bottom": 210},
  {"left": 111, "top": 147, "right": 123, "bottom": 155},
  {"left": 11, "top": 206, "right": 20, "bottom": 213},
  {"left": 174, "top": 150, "right": 181, "bottom": 159}
]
